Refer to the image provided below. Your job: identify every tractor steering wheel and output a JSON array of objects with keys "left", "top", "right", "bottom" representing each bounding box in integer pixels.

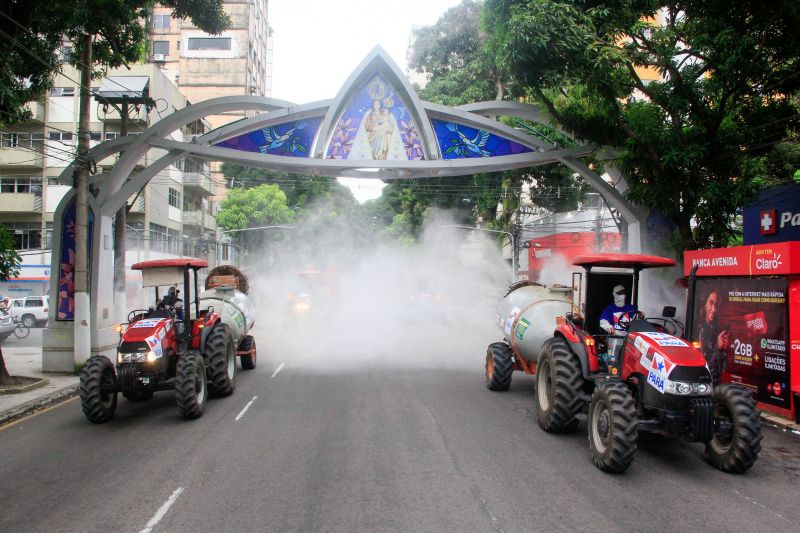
[{"left": 127, "top": 309, "right": 150, "bottom": 323}]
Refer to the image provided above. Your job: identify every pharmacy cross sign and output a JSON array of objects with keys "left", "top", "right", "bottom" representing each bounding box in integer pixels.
[
  {"left": 43, "top": 46, "right": 648, "bottom": 371},
  {"left": 760, "top": 209, "right": 778, "bottom": 235}
]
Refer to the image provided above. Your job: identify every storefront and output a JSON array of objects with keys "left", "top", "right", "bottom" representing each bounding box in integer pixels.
[
  {"left": 684, "top": 241, "right": 800, "bottom": 420},
  {"left": 0, "top": 264, "right": 50, "bottom": 299}
]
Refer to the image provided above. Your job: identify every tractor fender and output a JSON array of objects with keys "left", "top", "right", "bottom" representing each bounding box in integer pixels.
[
  {"left": 554, "top": 326, "right": 591, "bottom": 379},
  {"left": 200, "top": 318, "right": 222, "bottom": 355},
  {"left": 556, "top": 332, "right": 590, "bottom": 380}
]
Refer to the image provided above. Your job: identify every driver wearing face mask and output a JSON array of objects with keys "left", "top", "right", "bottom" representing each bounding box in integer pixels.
[{"left": 599, "top": 285, "right": 638, "bottom": 335}]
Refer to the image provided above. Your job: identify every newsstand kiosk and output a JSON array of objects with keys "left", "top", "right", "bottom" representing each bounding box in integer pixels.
[{"left": 684, "top": 241, "right": 800, "bottom": 421}]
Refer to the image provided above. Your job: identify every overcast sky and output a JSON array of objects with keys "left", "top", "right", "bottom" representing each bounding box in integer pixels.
[{"left": 269, "top": 0, "right": 464, "bottom": 202}]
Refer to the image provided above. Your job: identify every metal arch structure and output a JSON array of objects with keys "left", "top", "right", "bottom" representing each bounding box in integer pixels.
[{"left": 42, "top": 46, "right": 648, "bottom": 370}]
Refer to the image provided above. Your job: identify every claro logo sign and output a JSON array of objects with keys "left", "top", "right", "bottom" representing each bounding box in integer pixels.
[{"left": 754, "top": 251, "right": 783, "bottom": 271}]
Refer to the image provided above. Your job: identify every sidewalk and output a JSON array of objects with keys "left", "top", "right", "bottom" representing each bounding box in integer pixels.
[{"left": 0, "top": 346, "right": 79, "bottom": 425}]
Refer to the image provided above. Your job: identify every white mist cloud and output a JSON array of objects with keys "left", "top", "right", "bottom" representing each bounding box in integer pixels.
[{"left": 245, "top": 207, "right": 509, "bottom": 372}]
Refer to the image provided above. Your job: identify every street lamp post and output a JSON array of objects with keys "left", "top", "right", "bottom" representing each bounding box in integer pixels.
[
  {"left": 439, "top": 224, "right": 518, "bottom": 282},
  {"left": 220, "top": 225, "right": 294, "bottom": 267}
]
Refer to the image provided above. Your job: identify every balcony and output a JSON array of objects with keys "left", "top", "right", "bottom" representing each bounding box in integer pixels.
[
  {"left": 0, "top": 193, "right": 42, "bottom": 212},
  {"left": 0, "top": 148, "right": 44, "bottom": 168},
  {"left": 24, "top": 101, "right": 46, "bottom": 123},
  {"left": 183, "top": 172, "right": 214, "bottom": 196},
  {"left": 183, "top": 209, "right": 216, "bottom": 231}
]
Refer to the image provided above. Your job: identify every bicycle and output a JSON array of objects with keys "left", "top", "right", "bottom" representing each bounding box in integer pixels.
[{"left": 13, "top": 318, "right": 29, "bottom": 339}]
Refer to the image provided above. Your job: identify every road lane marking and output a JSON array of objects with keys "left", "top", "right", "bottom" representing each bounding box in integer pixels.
[
  {"left": 140, "top": 486, "right": 184, "bottom": 533},
  {"left": 271, "top": 362, "right": 285, "bottom": 378},
  {"left": 235, "top": 396, "right": 258, "bottom": 421}
]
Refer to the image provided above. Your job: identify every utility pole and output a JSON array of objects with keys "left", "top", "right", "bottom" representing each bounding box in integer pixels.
[
  {"left": 113, "top": 97, "right": 129, "bottom": 323},
  {"left": 74, "top": 33, "right": 92, "bottom": 364},
  {"left": 95, "top": 89, "right": 153, "bottom": 323}
]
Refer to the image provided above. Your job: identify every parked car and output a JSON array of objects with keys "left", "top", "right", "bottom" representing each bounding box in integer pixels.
[
  {"left": 8, "top": 296, "right": 49, "bottom": 328},
  {"left": 0, "top": 309, "right": 15, "bottom": 341}
]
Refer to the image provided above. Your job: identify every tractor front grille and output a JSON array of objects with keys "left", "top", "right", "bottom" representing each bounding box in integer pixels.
[
  {"left": 118, "top": 363, "right": 138, "bottom": 392},
  {"left": 688, "top": 397, "right": 714, "bottom": 442}
]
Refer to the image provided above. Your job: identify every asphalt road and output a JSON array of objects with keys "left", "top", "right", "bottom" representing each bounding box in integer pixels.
[{"left": 1, "top": 320, "right": 799, "bottom": 532}]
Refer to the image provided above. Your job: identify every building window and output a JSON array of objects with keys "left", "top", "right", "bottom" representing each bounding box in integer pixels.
[
  {"left": 105, "top": 132, "right": 120, "bottom": 141},
  {"left": 48, "top": 87, "right": 75, "bottom": 97},
  {"left": 188, "top": 37, "right": 231, "bottom": 51},
  {"left": 49, "top": 132, "right": 74, "bottom": 143},
  {"left": 153, "top": 40, "right": 169, "bottom": 56},
  {"left": 89, "top": 131, "right": 101, "bottom": 141},
  {"left": 153, "top": 14, "right": 171, "bottom": 29},
  {"left": 168, "top": 187, "right": 181, "bottom": 208},
  {"left": 0, "top": 177, "right": 42, "bottom": 193},
  {"left": 47, "top": 177, "right": 61, "bottom": 186},
  {"left": 1, "top": 222, "right": 42, "bottom": 250},
  {"left": 61, "top": 46, "right": 72, "bottom": 63},
  {"left": 45, "top": 222, "right": 53, "bottom": 249}
]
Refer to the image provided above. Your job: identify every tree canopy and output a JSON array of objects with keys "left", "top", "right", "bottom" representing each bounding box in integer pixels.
[
  {"left": 485, "top": 0, "right": 800, "bottom": 250},
  {"left": 0, "top": 0, "right": 229, "bottom": 126},
  {"left": 216, "top": 184, "right": 294, "bottom": 231}
]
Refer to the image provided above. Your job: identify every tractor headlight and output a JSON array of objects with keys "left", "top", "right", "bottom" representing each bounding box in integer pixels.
[
  {"left": 665, "top": 380, "right": 712, "bottom": 396},
  {"left": 118, "top": 351, "right": 159, "bottom": 364}
]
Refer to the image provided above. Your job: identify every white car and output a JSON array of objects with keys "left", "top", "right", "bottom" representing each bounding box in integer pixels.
[{"left": 8, "top": 296, "right": 49, "bottom": 328}]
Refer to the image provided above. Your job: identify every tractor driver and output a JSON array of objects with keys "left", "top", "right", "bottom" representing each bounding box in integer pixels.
[
  {"left": 598, "top": 285, "right": 639, "bottom": 366},
  {"left": 159, "top": 286, "right": 184, "bottom": 321},
  {"left": 599, "top": 285, "right": 638, "bottom": 335}
]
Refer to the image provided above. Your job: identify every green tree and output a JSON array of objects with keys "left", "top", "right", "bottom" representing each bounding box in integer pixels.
[
  {"left": 217, "top": 184, "right": 294, "bottom": 231},
  {"left": 485, "top": 0, "right": 800, "bottom": 252},
  {"left": 0, "top": 0, "right": 229, "bottom": 126},
  {"left": 409, "top": 0, "right": 504, "bottom": 104},
  {"left": 0, "top": 227, "right": 22, "bottom": 385}
]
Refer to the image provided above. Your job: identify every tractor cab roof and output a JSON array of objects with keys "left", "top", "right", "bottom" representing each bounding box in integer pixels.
[
  {"left": 131, "top": 259, "right": 208, "bottom": 271},
  {"left": 131, "top": 259, "right": 207, "bottom": 289},
  {"left": 572, "top": 253, "right": 675, "bottom": 270}
]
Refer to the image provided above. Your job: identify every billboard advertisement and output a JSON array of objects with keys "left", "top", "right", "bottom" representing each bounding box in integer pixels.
[{"left": 691, "top": 277, "right": 790, "bottom": 408}]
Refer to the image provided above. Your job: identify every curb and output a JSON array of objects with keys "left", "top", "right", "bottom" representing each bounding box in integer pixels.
[
  {"left": 760, "top": 412, "right": 800, "bottom": 434},
  {"left": 0, "top": 384, "right": 79, "bottom": 427},
  {"left": 0, "top": 377, "right": 49, "bottom": 395}
]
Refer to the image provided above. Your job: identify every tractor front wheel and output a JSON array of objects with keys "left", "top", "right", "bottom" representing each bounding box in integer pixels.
[
  {"left": 485, "top": 342, "right": 513, "bottom": 391},
  {"left": 79, "top": 356, "right": 118, "bottom": 424},
  {"left": 206, "top": 323, "right": 237, "bottom": 397},
  {"left": 535, "top": 338, "right": 583, "bottom": 433},
  {"left": 588, "top": 381, "right": 637, "bottom": 473},
  {"left": 705, "top": 384, "right": 762, "bottom": 473},
  {"left": 176, "top": 351, "right": 207, "bottom": 420}
]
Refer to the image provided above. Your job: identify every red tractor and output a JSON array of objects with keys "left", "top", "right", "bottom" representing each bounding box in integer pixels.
[
  {"left": 487, "top": 253, "right": 762, "bottom": 473},
  {"left": 79, "top": 259, "right": 241, "bottom": 423}
]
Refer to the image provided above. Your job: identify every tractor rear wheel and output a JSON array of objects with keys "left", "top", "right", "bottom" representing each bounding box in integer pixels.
[
  {"left": 175, "top": 351, "right": 207, "bottom": 420},
  {"left": 588, "top": 381, "right": 637, "bottom": 472},
  {"left": 485, "top": 342, "right": 513, "bottom": 391},
  {"left": 123, "top": 389, "right": 154, "bottom": 402},
  {"left": 535, "top": 338, "right": 583, "bottom": 433},
  {"left": 79, "top": 356, "right": 118, "bottom": 424},
  {"left": 239, "top": 335, "right": 257, "bottom": 370},
  {"left": 206, "top": 323, "right": 237, "bottom": 397},
  {"left": 705, "top": 384, "right": 762, "bottom": 473}
]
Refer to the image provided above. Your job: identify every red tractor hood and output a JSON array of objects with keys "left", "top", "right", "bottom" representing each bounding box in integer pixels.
[{"left": 122, "top": 318, "right": 172, "bottom": 343}]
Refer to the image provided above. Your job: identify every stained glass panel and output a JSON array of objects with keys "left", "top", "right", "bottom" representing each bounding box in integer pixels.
[
  {"left": 215, "top": 117, "right": 322, "bottom": 158},
  {"left": 432, "top": 119, "right": 533, "bottom": 159},
  {"left": 326, "top": 74, "right": 424, "bottom": 161}
]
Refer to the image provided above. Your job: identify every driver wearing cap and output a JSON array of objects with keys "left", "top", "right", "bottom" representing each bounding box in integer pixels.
[{"left": 599, "top": 285, "right": 638, "bottom": 335}]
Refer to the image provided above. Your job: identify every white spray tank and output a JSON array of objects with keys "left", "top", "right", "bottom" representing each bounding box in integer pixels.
[
  {"left": 198, "top": 266, "right": 255, "bottom": 345},
  {"left": 496, "top": 283, "right": 572, "bottom": 364}
]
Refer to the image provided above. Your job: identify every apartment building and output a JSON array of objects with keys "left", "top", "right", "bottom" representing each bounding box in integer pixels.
[
  {"left": 150, "top": 0, "right": 273, "bottom": 191},
  {"left": 0, "top": 63, "right": 221, "bottom": 299}
]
